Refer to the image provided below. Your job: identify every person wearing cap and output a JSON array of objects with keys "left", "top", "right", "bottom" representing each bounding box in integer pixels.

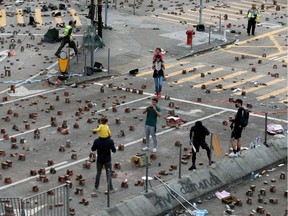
[
  {"left": 188, "top": 121, "right": 213, "bottom": 171},
  {"left": 247, "top": 4, "right": 260, "bottom": 36},
  {"left": 55, "top": 20, "right": 78, "bottom": 57},
  {"left": 229, "top": 99, "right": 246, "bottom": 158}
]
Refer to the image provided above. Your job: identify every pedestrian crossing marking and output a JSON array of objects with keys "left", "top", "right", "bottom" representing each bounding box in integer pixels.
[
  {"left": 176, "top": 12, "right": 216, "bottom": 25},
  {"left": 193, "top": 70, "right": 247, "bottom": 88},
  {"left": 69, "top": 8, "right": 82, "bottom": 27},
  {"left": 213, "top": 74, "right": 266, "bottom": 91},
  {"left": 242, "top": 0, "right": 286, "bottom": 7},
  {"left": 53, "top": 10, "right": 63, "bottom": 25},
  {"left": 16, "top": 9, "right": 24, "bottom": 25},
  {"left": 161, "top": 13, "right": 214, "bottom": 25},
  {"left": 228, "top": 2, "right": 270, "bottom": 15},
  {"left": 266, "top": 50, "right": 287, "bottom": 59},
  {"left": 176, "top": 67, "right": 223, "bottom": 84},
  {"left": 234, "top": 78, "right": 285, "bottom": 95},
  {"left": 152, "top": 15, "right": 196, "bottom": 26},
  {"left": 269, "top": 35, "right": 283, "bottom": 52},
  {"left": 257, "top": 86, "right": 288, "bottom": 100},
  {"left": 136, "top": 60, "right": 190, "bottom": 77},
  {"left": 168, "top": 65, "right": 206, "bottom": 78},
  {"left": 34, "top": 8, "right": 42, "bottom": 26},
  {"left": 221, "top": 49, "right": 261, "bottom": 58},
  {"left": 201, "top": 9, "right": 240, "bottom": 20},
  {"left": 0, "top": 9, "right": 6, "bottom": 27}
]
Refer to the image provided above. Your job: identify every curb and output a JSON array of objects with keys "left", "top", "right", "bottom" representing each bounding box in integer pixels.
[{"left": 89, "top": 137, "right": 287, "bottom": 216}]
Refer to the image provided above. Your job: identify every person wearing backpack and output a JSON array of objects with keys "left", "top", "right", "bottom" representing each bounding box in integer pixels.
[{"left": 229, "top": 99, "right": 249, "bottom": 158}]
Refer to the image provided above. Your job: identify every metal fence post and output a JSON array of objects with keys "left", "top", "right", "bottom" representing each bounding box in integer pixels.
[
  {"left": 209, "top": 133, "right": 213, "bottom": 166},
  {"left": 264, "top": 113, "right": 268, "bottom": 146},
  {"left": 108, "top": 48, "right": 110, "bottom": 74},
  {"left": 145, "top": 154, "right": 149, "bottom": 193},
  {"left": 107, "top": 168, "right": 111, "bottom": 207},
  {"left": 219, "top": 16, "right": 221, "bottom": 33},
  {"left": 21, "top": 198, "right": 25, "bottom": 216},
  {"left": 66, "top": 183, "right": 70, "bottom": 216},
  {"left": 178, "top": 143, "right": 182, "bottom": 179},
  {"left": 208, "top": 25, "right": 211, "bottom": 44}
]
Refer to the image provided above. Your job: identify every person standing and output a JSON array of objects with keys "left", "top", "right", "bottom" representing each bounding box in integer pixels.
[
  {"left": 229, "top": 99, "right": 248, "bottom": 158},
  {"left": 142, "top": 98, "right": 161, "bottom": 153},
  {"left": 55, "top": 20, "right": 78, "bottom": 57},
  {"left": 152, "top": 55, "right": 165, "bottom": 98},
  {"left": 188, "top": 121, "right": 212, "bottom": 171},
  {"left": 91, "top": 137, "right": 117, "bottom": 192},
  {"left": 247, "top": 4, "right": 260, "bottom": 36}
]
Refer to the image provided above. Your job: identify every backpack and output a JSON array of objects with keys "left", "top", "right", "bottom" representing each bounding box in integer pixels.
[{"left": 240, "top": 109, "right": 249, "bottom": 128}]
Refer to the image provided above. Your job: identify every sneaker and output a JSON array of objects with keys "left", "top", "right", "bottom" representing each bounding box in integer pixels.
[
  {"left": 105, "top": 188, "right": 117, "bottom": 194},
  {"left": 142, "top": 147, "right": 149, "bottom": 151},
  {"left": 188, "top": 165, "right": 196, "bottom": 171},
  {"left": 158, "top": 92, "right": 162, "bottom": 97},
  {"left": 155, "top": 93, "right": 160, "bottom": 99},
  {"left": 228, "top": 152, "right": 238, "bottom": 158},
  {"left": 152, "top": 148, "right": 157, "bottom": 153}
]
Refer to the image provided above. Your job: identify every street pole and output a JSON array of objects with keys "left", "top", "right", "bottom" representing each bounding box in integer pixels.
[
  {"left": 90, "top": 0, "right": 96, "bottom": 69},
  {"left": 199, "top": 0, "right": 203, "bottom": 25},
  {"left": 223, "top": 20, "right": 227, "bottom": 42},
  {"left": 97, "top": 0, "right": 103, "bottom": 37},
  {"left": 133, "top": 0, "right": 136, "bottom": 15},
  {"left": 104, "top": 0, "right": 108, "bottom": 28}
]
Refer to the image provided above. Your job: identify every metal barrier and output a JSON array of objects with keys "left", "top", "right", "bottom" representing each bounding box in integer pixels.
[{"left": 0, "top": 184, "right": 70, "bottom": 216}]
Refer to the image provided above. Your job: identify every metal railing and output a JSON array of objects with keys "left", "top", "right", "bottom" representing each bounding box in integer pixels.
[{"left": 0, "top": 184, "right": 69, "bottom": 216}]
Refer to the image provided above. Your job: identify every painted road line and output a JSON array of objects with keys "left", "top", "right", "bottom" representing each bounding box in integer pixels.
[
  {"left": 242, "top": 0, "right": 287, "bottom": 8},
  {"left": 221, "top": 49, "right": 262, "bottom": 58},
  {"left": 229, "top": 2, "right": 270, "bottom": 15},
  {"left": 16, "top": 9, "right": 24, "bottom": 26},
  {"left": 161, "top": 13, "right": 214, "bottom": 25},
  {"left": 177, "top": 67, "right": 223, "bottom": 84},
  {"left": 167, "top": 65, "right": 206, "bottom": 78},
  {"left": 225, "top": 28, "right": 287, "bottom": 48},
  {"left": 206, "top": 8, "right": 244, "bottom": 19},
  {"left": 183, "top": 11, "right": 221, "bottom": 23},
  {"left": 234, "top": 78, "right": 285, "bottom": 95},
  {"left": 152, "top": 15, "right": 196, "bottom": 26},
  {"left": 34, "top": 8, "right": 42, "bottom": 26},
  {"left": 257, "top": 87, "right": 288, "bottom": 100},
  {"left": 170, "top": 97, "right": 288, "bottom": 123},
  {"left": 137, "top": 60, "right": 190, "bottom": 77},
  {"left": 53, "top": 10, "right": 63, "bottom": 25},
  {"left": 266, "top": 50, "right": 287, "bottom": 59},
  {"left": 69, "top": 8, "right": 82, "bottom": 26},
  {"left": 0, "top": 161, "right": 68, "bottom": 191},
  {"left": 201, "top": 10, "right": 239, "bottom": 20},
  {"left": 269, "top": 35, "right": 283, "bottom": 52},
  {"left": 213, "top": 74, "right": 266, "bottom": 91},
  {"left": 193, "top": 70, "right": 247, "bottom": 88},
  {"left": 0, "top": 9, "right": 6, "bottom": 27},
  {"left": 0, "top": 88, "right": 65, "bottom": 105}
]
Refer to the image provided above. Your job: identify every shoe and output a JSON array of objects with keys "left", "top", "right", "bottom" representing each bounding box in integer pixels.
[
  {"left": 188, "top": 165, "right": 196, "bottom": 171},
  {"left": 247, "top": 33, "right": 250, "bottom": 36},
  {"left": 158, "top": 92, "right": 162, "bottom": 97},
  {"left": 94, "top": 188, "right": 101, "bottom": 193},
  {"left": 142, "top": 147, "right": 149, "bottom": 151},
  {"left": 152, "top": 148, "right": 157, "bottom": 153},
  {"left": 228, "top": 152, "right": 238, "bottom": 158},
  {"left": 105, "top": 188, "right": 117, "bottom": 194},
  {"left": 252, "top": 34, "right": 255, "bottom": 36},
  {"left": 155, "top": 93, "right": 160, "bottom": 99}
]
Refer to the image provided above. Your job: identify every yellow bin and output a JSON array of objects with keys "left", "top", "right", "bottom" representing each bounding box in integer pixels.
[{"left": 58, "top": 51, "right": 69, "bottom": 74}]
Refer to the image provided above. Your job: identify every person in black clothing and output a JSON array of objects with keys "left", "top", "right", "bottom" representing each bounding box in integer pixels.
[
  {"left": 91, "top": 137, "right": 116, "bottom": 192},
  {"left": 188, "top": 121, "right": 212, "bottom": 171},
  {"left": 229, "top": 99, "right": 246, "bottom": 158}
]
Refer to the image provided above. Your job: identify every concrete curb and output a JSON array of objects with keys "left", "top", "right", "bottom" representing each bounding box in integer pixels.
[{"left": 89, "top": 137, "right": 287, "bottom": 216}]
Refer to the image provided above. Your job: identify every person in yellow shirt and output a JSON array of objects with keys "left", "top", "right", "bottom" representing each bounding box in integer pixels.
[{"left": 92, "top": 116, "right": 111, "bottom": 138}]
